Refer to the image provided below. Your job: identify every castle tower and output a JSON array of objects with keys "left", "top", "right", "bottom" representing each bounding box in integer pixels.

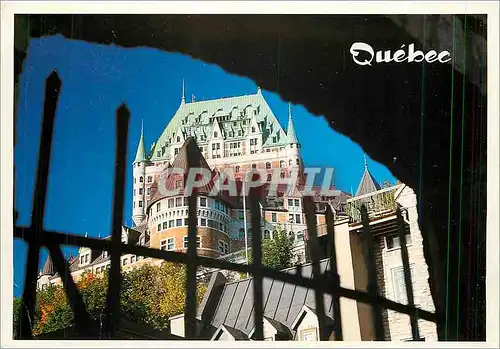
[
  {"left": 355, "top": 155, "right": 381, "bottom": 197},
  {"left": 286, "top": 103, "right": 301, "bottom": 169},
  {"left": 132, "top": 120, "right": 147, "bottom": 225}
]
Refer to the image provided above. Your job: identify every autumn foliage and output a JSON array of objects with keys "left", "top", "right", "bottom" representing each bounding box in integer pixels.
[{"left": 13, "top": 261, "right": 208, "bottom": 337}]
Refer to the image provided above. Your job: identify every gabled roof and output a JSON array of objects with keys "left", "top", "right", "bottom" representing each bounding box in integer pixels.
[
  {"left": 248, "top": 316, "right": 292, "bottom": 340},
  {"left": 205, "top": 258, "right": 334, "bottom": 337},
  {"left": 355, "top": 166, "right": 381, "bottom": 197},
  {"left": 211, "top": 324, "right": 249, "bottom": 340}
]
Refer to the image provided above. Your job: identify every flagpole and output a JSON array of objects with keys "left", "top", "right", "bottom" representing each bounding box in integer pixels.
[{"left": 242, "top": 179, "right": 249, "bottom": 277}]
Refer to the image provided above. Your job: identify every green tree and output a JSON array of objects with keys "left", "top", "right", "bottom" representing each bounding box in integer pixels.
[
  {"left": 248, "top": 224, "right": 295, "bottom": 271},
  {"left": 13, "top": 261, "right": 208, "bottom": 336}
]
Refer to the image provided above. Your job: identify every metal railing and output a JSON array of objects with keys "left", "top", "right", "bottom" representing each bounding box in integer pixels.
[
  {"left": 346, "top": 186, "right": 398, "bottom": 224},
  {"left": 14, "top": 72, "right": 437, "bottom": 340}
]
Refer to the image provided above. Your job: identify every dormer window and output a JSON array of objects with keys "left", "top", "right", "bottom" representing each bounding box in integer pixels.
[{"left": 80, "top": 253, "right": 90, "bottom": 265}]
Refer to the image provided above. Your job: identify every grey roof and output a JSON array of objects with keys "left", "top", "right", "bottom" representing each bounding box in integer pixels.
[
  {"left": 206, "top": 259, "right": 334, "bottom": 337},
  {"left": 355, "top": 167, "right": 381, "bottom": 196},
  {"left": 41, "top": 255, "right": 55, "bottom": 276}
]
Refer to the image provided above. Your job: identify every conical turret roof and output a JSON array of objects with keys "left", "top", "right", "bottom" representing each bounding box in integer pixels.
[
  {"left": 355, "top": 158, "right": 381, "bottom": 196},
  {"left": 286, "top": 104, "right": 299, "bottom": 144},
  {"left": 134, "top": 121, "right": 146, "bottom": 163},
  {"left": 41, "top": 255, "right": 55, "bottom": 276}
]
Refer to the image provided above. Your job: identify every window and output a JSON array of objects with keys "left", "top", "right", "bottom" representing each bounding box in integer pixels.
[
  {"left": 288, "top": 199, "right": 294, "bottom": 207},
  {"left": 266, "top": 162, "right": 271, "bottom": 169},
  {"left": 157, "top": 203, "right": 161, "bottom": 212},
  {"left": 252, "top": 126, "right": 256, "bottom": 133},
  {"left": 385, "top": 233, "right": 412, "bottom": 250},
  {"left": 295, "top": 214, "right": 301, "bottom": 224},
  {"left": 280, "top": 172, "right": 285, "bottom": 179},
  {"left": 252, "top": 163, "right": 257, "bottom": 168},
  {"left": 168, "top": 199, "right": 174, "bottom": 208},
  {"left": 280, "top": 160, "right": 285, "bottom": 168},
  {"left": 267, "top": 174, "right": 272, "bottom": 181},
  {"left": 296, "top": 158, "right": 300, "bottom": 165},
  {"left": 174, "top": 148, "right": 179, "bottom": 156},
  {"left": 131, "top": 255, "right": 136, "bottom": 263},
  {"left": 294, "top": 199, "right": 300, "bottom": 207},
  {"left": 392, "top": 265, "right": 417, "bottom": 304},
  {"left": 148, "top": 176, "right": 152, "bottom": 183},
  {"left": 273, "top": 136, "right": 277, "bottom": 143},
  {"left": 183, "top": 236, "right": 188, "bottom": 249},
  {"left": 176, "top": 218, "right": 182, "bottom": 227},
  {"left": 103, "top": 251, "right": 109, "bottom": 258},
  {"left": 133, "top": 201, "right": 135, "bottom": 209},
  {"left": 200, "top": 197, "right": 207, "bottom": 207},
  {"left": 235, "top": 166, "right": 240, "bottom": 173},
  {"left": 167, "top": 238, "right": 175, "bottom": 250},
  {"left": 163, "top": 222, "right": 168, "bottom": 230},
  {"left": 176, "top": 197, "right": 182, "bottom": 207},
  {"left": 139, "top": 201, "right": 143, "bottom": 208},
  {"left": 184, "top": 197, "right": 188, "bottom": 206},
  {"left": 271, "top": 213, "right": 277, "bottom": 222},
  {"left": 134, "top": 189, "right": 136, "bottom": 196},
  {"left": 140, "top": 176, "right": 144, "bottom": 183},
  {"left": 176, "top": 179, "right": 183, "bottom": 189},
  {"left": 169, "top": 220, "right": 174, "bottom": 228},
  {"left": 146, "top": 188, "right": 151, "bottom": 195},
  {"left": 301, "top": 328, "right": 318, "bottom": 341},
  {"left": 138, "top": 188, "right": 143, "bottom": 195},
  {"left": 264, "top": 230, "right": 270, "bottom": 239},
  {"left": 200, "top": 218, "right": 207, "bottom": 226},
  {"left": 296, "top": 230, "right": 304, "bottom": 241},
  {"left": 214, "top": 131, "right": 218, "bottom": 138},
  {"left": 122, "top": 258, "right": 128, "bottom": 266},
  {"left": 157, "top": 223, "right": 161, "bottom": 231},
  {"left": 177, "top": 136, "right": 181, "bottom": 142},
  {"left": 218, "top": 240, "right": 229, "bottom": 254}
]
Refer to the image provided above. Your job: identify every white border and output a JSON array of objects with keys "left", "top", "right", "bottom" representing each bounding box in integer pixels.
[{"left": 1, "top": 1, "right": 499, "bottom": 348}]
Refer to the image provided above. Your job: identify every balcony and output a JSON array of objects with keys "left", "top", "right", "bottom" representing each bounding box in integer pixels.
[{"left": 345, "top": 186, "right": 398, "bottom": 224}]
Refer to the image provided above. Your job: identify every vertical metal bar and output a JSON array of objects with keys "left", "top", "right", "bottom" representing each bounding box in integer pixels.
[
  {"left": 105, "top": 104, "right": 130, "bottom": 338},
  {"left": 18, "top": 71, "right": 61, "bottom": 339},
  {"left": 45, "top": 243, "right": 91, "bottom": 330},
  {"left": 185, "top": 140, "right": 199, "bottom": 339},
  {"left": 249, "top": 185, "right": 263, "bottom": 340},
  {"left": 303, "top": 197, "right": 328, "bottom": 340},
  {"left": 396, "top": 208, "right": 420, "bottom": 340},
  {"left": 325, "top": 206, "right": 343, "bottom": 340},
  {"left": 360, "top": 205, "right": 385, "bottom": 340}
]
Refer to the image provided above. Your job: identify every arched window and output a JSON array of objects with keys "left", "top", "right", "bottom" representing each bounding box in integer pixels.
[
  {"left": 252, "top": 163, "right": 257, "bottom": 169},
  {"left": 177, "top": 136, "right": 181, "bottom": 142},
  {"left": 252, "top": 126, "right": 256, "bottom": 133},
  {"left": 266, "top": 162, "right": 271, "bottom": 169},
  {"left": 296, "top": 158, "right": 300, "bottom": 165},
  {"left": 264, "top": 230, "right": 270, "bottom": 239},
  {"left": 148, "top": 176, "right": 152, "bottom": 183},
  {"left": 214, "top": 131, "right": 218, "bottom": 138},
  {"left": 140, "top": 176, "right": 144, "bottom": 183},
  {"left": 235, "top": 165, "right": 240, "bottom": 173}
]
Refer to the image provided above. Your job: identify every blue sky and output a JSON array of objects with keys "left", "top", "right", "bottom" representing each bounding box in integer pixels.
[{"left": 14, "top": 35, "right": 396, "bottom": 297}]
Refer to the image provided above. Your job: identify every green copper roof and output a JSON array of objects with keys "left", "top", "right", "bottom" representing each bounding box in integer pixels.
[
  {"left": 148, "top": 89, "right": 288, "bottom": 162},
  {"left": 286, "top": 104, "right": 299, "bottom": 144},
  {"left": 134, "top": 128, "right": 146, "bottom": 163}
]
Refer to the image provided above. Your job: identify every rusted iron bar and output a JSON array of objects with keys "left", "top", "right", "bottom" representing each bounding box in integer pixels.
[
  {"left": 249, "top": 187, "right": 264, "bottom": 340},
  {"left": 361, "top": 205, "right": 385, "bottom": 340},
  {"left": 325, "top": 206, "right": 343, "bottom": 340},
  {"left": 303, "top": 197, "right": 328, "bottom": 340},
  {"left": 396, "top": 208, "right": 421, "bottom": 340},
  {"left": 184, "top": 139, "right": 200, "bottom": 339},
  {"left": 14, "top": 226, "right": 438, "bottom": 324},
  {"left": 105, "top": 104, "right": 130, "bottom": 338},
  {"left": 18, "top": 71, "right": 61, "bottom": 339}
]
